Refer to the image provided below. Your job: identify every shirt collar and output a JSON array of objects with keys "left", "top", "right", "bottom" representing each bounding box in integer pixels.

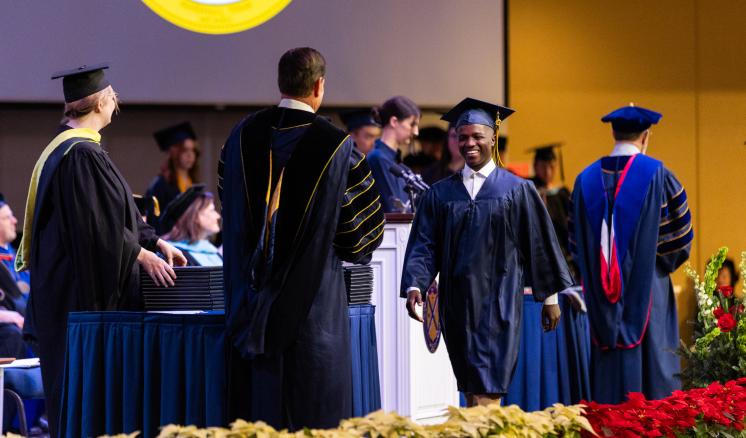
[
  {"left": 610, "top": 142, "right": 641, "bottom": 157},
  {"left": 374, "top": 139, "right": 399, "bottom": 161},
  {"left": 463, "top": 159, "right": 496, "bottom": 179},
  {"left": 278, "top": 98, "right": 315, "bottom": 113}
]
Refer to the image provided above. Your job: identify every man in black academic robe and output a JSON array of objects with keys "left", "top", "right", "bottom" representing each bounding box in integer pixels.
[
  {"left": 219, "top": 48, "right": 384, "bottom": 430},
  {"left": 16, "top": 64, "right": 185, "bottom": 437},
  {"left": 401, "top": 98, "right": 573, "bottom": 406}
]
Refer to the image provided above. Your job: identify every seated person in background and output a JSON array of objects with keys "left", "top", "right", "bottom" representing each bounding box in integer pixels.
[
  {"left": 160, "top": 185, "right": 222, "bottom": 266},
  {"left": 403, "top": 126, "right": 446, "bottom": 175},
  {"left": 340, "top": 108, "right": 381, "bottom": 155},
  {"left": 422, "top": 124, "right": 464, "bottom": 185},
  {"left": 716, "top": 257, "right": 740, "bottom": 296},
  {"left": 0, "top": 196, "right": 30, "bottom": 358}
]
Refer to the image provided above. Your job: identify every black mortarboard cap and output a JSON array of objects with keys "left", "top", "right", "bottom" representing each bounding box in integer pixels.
[
  {"left": 159, "top": 184, "right": 205, "bottom": 233},
  {"left": 417, "top": 126, "right": 447, "bottom": 143},
  {"left": 153, "top": 122, "right": 197, "bottom": 152},
  {"left": 441, "top": 98, "right": 515, "bottom": 130},
  {"left": 133, "top": 194, "right": 160, "bottom": 218},
  {"left": 51, "top": 62, "right": 110, "bottom": 103},
  {"left": 601, "top": 104, "right": 662, "bottom": 132},
  {"left": 340, "top": 109, "right": 379, "bottom": 131},
  {"left": 527, "top": 143, "right": 565, "bottom": 182}
]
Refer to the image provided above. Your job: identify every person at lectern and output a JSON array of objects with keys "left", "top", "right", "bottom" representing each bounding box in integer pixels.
[
  {"left": 367, "top": 96, "right": 421, "bottom": 212},
  {"left": 400, "top": 97, "right": 573, "bottom": 407},
  {"left": 14, "top": 63, "right": 186, "bottom": 436},
  {"left": 218, "top": 47, "right": 384, "bottom": 430}
]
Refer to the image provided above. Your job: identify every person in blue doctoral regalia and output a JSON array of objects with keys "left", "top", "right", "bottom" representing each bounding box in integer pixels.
[
  {"left": 570, "top": 104, "right": 693, "bottom": 404},
  {"left": 15, "top": 63, "right": 186, "bottom": 437},
  {"left": 218, "top": 47, "right": 384, "bottom": 430},
  {"left": 367, "top": 96, "right": 421, "bottom": 212},
  {"left": 400, "top": 97, "right": 573, "bottom": 406}
]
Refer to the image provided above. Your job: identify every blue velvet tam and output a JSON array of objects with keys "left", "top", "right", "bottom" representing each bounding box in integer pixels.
[
  {"left": 441, "top": 97, "right": 515, "bottom": 130},
  {"left": 601, "top": 104, "right": 662, "bottom": 132}
]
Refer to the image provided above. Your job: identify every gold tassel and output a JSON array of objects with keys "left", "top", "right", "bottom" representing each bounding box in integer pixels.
[
  {"left": 152, "top": 196, "right": 161, "bottom": 217},
  {"left": 492, "top": 111, "right": 505, "bottom": 168}
]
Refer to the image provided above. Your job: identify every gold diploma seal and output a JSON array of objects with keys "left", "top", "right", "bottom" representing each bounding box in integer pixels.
[{"left": 142, "top": 0, "right": 291, "bottom": 35}]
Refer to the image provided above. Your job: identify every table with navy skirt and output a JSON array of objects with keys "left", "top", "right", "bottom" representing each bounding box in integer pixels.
[
  {"left": 59, "top": 305, "right": 381, "bottom": 438},
  {"left": 503, "top": 292, "right": 592, "bottom": 410}
]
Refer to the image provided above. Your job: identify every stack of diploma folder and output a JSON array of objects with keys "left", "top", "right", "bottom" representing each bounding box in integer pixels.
[
  {"left": 343, "top": 264, "right": 373, "bottom": 305},
  {"left": 140, "top": 266, "right": 224, "bottom": 311}
]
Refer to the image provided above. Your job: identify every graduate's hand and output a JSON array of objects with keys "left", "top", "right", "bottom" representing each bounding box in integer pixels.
[
  {"left": 541, "top": 304, "right": 561, "bottom": 331},
  {"left": 138, "top": 248, "right": 177, "bottom": 287},
  {"left": 157, "top": 239, "right": 188, "bottom": 267},
  {"left": 0, "top": 310, "right": 23, "bottom": 329},
  {"left": 406, "top": 290, "right": 424, "bottom": 323}
]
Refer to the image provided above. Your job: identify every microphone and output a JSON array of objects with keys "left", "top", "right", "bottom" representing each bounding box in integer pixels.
[{"left": 389, "top": 164, "right": 430, "bottom": 192}]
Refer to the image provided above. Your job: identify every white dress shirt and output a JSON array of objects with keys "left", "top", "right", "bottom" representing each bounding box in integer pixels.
[
  {"left": 462, "top": 159, "right": 496, "bottom": 199},
  {"left": 609, "top": 142, "right": 640, "bottom": 157},
  {"left": 407, "top": 159, "right": 558, "bottom": 305},
  {"left": 278, "top": 98, "right": 315, "bottom": 113}
]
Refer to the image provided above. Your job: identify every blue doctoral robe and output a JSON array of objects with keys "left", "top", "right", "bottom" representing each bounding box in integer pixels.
[
  {"left": 167, "top": 239, "right": 222, "bottom": 266},
  {"left": 367, "top": 139, "right": 409, "bottom": 212},
  {"left": 570, "top": 154, "right": 692, "bottom": 404},
  {"left": 219, "top": 106, "right": 384, "bottom": 430},
  {"left": 400, "top": 169, "right": 573, "bottom": 394}
]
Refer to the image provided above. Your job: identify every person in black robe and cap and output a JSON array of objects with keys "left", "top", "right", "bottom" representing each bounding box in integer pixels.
[
  {"left": 340, "top": 108, "right": 380, "bottom": 156},
  {"left": 146, "top": 121, "right": 200, "bottom": 232},
  {"left": 219, "top": 47, "right": 384, "bottom": 430},
  {"left": 401, "top": 97, "right": 573, "bottom": 407},
  {"left": 15, "top": 63, "right": 186, "bottom": 436},
  {"left": 527, "top": 143, "right": 578, "bottom": 279}
]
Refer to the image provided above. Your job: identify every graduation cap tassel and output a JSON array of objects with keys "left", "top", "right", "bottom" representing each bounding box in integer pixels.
[{"left": 493, "top": 112, "right": 505, "bottom": 168}]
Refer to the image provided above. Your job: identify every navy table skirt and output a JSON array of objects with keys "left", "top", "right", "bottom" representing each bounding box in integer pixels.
[
  {"left": 504, "top": 293, "right": 592, "bottom": 411},
  {"left": 60, "top": 306, "right": 380, "bottom": 438}
]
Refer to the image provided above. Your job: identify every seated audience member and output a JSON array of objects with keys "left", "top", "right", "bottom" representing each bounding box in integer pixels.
[
  {"left": 0, "top": 196, "right": 29, "bottom": 358},
  {"left": 422, "top": 124, "right": 464, "bottom": 185},
  {"left": 403, "top": 126, "right": 446, "bottom": 175},
  {"left": 160, "top": 185, "right": 222, "bottom": 266},
  {"left": 716, "top": 257, "right": 740, "bottom": 290}
]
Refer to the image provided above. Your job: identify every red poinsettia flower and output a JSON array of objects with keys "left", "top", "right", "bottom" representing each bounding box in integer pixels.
[
  {"left": 729, "top": 304, "right": 745, "bottom": 315},
  {"left": 718, "top": 313, "right": 737, "bottom": 332},
  {"left": 719, "top": 285, "right": 734, "bottom": 297},
  {"left": 714, "top": 306, "right": 726, "bottom": 318}
]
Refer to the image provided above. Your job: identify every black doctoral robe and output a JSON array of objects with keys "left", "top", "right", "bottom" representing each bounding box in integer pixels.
[
  {"left": 218, "top": 107, "right": 384, "bottom": 430},
  {"left": 401, "top": 168, "right": 573, "bottom": 394},
  {"left": 17, "top": 126, "right": 158, "bottom": 437}
]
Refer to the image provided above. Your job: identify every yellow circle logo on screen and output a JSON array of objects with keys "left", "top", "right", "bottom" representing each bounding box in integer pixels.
[{"left": 142, "top": 0, "right": 291, "bottom": 35}]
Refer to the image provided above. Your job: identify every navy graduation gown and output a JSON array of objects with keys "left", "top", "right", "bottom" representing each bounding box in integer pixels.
[
  {"left": 23, "top": 126, "right": 158, "bottom": 437},
  {"left": 219, "top": 107, "right": 383, "bottom": 430},
  {"left": 145, "top": 175, "right": 181, "bottom": 233},
  {"left": 401, "top": 169, "right": 573, "bottom": 394},
  {"left": 570, "top": 153, "right": 692, "bottom": 403}
]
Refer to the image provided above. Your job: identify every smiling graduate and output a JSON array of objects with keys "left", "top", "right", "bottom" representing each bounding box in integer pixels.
[{"left": 400, "top": 97, "right": 574, "bottom": 407}]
